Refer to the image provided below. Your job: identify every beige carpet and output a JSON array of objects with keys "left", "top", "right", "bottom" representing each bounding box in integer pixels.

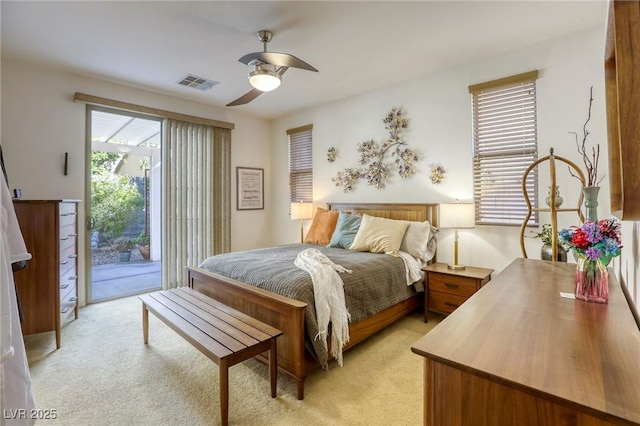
[{"left": 24, "top": 295, "right": 440, "bottom": 425}]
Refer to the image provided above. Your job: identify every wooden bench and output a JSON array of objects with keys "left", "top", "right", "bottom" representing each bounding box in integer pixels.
[{"left": 139, "top": 287, "right": 282, "bottom": 426}]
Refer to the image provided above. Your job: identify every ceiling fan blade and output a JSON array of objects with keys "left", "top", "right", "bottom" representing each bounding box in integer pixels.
[
  {"left": 226, "top": 88, "right": 263, "bottom": 107},
  {"left": 239, "top": 51, "right": 318, "bottom": 72},
  {"left": 277, "top": 66, "right": 289, "bottom": 76}
]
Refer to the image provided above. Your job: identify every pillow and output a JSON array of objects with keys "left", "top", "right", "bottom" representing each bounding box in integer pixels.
[
  {"left": 304, "top": 208, "right": 339, "bottom": 245},
  {"left": 327, "top": 211, "right": 362, "bottom": 249},
  {"left": 349, "top": 214, "right": 409, "bottom": 256},
  {"left": 399, "top": 220, "right": 436, "bottom": 261}
]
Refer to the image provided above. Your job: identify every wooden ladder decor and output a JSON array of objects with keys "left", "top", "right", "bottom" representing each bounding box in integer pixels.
[{"left": 519, "top": 148, "right": 586, "bottom": 261}]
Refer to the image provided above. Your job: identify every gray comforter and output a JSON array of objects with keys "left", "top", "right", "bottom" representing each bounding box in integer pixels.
[{"left": 199, "top": 243, "right": 416, "bottom": 368}]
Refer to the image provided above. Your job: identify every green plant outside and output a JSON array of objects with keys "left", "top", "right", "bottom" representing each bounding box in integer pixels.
[
  {"left": 111, "top": 236, "right": 135, "bottom": 252},
  {"left": 133, "top": 232, "right": 150, "bottom": 246},
  {"left": 91, "top": 151, "right": 144, "bottom": 242}
]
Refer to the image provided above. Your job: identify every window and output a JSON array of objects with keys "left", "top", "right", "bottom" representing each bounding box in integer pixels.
[
  {"left": 470, "top": 70, "right": 539, "bottom": 226},
  {"left": 287, "top": 125, "right": 313, "bottom": 205}
]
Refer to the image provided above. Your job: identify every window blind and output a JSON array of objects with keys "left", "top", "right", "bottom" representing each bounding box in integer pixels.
[
  {"left": 162, "top": 119, "right": 231, "bottom": 288},
  {"left": 288, "top": 125, "right": 313, "bottom": 205},
  {"left": 470, "top": 71, "right": 539, "bottom": 226}
]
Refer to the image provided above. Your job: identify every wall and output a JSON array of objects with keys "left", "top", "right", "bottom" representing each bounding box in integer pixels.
[
  {"left": 270, "top": 26, "right": 610, "bottom": 275},
  {"left": 1, "top": 60, "right": 272, "bottom": 305}
]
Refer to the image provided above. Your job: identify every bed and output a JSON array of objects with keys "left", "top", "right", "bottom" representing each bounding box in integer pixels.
[{"left": 186, "top": 202, "right": 438, "bottom": 400}]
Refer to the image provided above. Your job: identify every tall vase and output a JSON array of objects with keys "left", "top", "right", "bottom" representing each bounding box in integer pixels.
[
  {"left": 582, "top": 186, "right": 600, "bottom": 223},
  {"left": 575, "top": 256, "right": 609, "bottom": 303},
  {"left": 545, "top": 186, "right": 564, "bottom": 208}
]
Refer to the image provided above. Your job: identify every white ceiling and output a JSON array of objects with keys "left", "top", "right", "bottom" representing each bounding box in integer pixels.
[{"left": 1, "top": 1, "right": 608, "bottom": 120}]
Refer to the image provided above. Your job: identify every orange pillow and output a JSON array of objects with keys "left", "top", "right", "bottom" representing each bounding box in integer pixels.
[{"left": 304, "top": 208, "right": 339, "bottom": 245}]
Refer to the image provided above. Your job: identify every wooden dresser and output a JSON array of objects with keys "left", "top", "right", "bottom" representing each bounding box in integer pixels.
[
  {"left": 412, "top": 258, "right": 640, "bottom": 426},
  {"left": 13, "top": 199, "right": 80, "bottom": 349}
]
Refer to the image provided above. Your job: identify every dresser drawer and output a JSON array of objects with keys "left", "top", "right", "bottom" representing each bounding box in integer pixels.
[
  {"left": 429, "top": 273, "right": 478, "bottom": 297},
  {"left": 60, "top": 244, "right": 78, "bottom": 269},
  {"left": 60, "top": 297, "right": 77, "bottom": 320},
  {"left": 429, "top": 291, "right": 468, "bottom": 314},
  {"left": 60, "top": 224, "right": 77, "bottom": 250},
  {"left": 60, "top": 265, "right": 77, "bottom": 294},
  {"left": 59, "top": 203, "right": 78, "bottom": 226},
  {"left": 60, "top": 279, "right": 77, "bottom": 305}
]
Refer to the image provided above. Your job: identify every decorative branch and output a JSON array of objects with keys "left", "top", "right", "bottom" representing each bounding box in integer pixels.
[
  {"left": 568, "top": 86, "right": 605, "bottom": 187},
  {"left": 332, "top": 108, "right": 419, "bottom": 192}
]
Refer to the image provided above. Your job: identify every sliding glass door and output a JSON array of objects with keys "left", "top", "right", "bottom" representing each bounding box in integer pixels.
[{"left": 86, "top": 106, "right": 162, "bottom": 302}]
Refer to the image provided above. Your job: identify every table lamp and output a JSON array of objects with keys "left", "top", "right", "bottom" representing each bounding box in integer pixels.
[
  {"left": 439, "top": 203, "right": 475, "bottom": 270},
  {"left": 291, "top": 201, "right": 314, "bottom": 243}
]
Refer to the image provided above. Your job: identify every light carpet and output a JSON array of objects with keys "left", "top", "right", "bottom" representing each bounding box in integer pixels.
[{"left": 24, "top": 294, "right": 440, "bottom": 425}]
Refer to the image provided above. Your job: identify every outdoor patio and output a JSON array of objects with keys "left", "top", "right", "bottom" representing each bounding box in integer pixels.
[{"left": 92, "top": 260, "right": 161, "bottom": 301}]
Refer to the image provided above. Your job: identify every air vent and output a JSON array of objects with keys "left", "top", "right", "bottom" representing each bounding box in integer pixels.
[{"left": 177, "top": 74, "right": 219, "bottom": 91}]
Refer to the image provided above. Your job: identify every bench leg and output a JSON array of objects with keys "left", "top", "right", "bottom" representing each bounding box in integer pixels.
[
  {"left": 269, "top": 338, "right": 278, "bottom": 398},
  {"left": 142, "top": 304, "right": 149, "bottom": 344},
  {"left": 220, "top": 360, "right": 229, "bottom": 426}
]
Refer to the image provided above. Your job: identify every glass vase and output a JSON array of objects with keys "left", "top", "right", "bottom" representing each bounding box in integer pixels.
[
  {"left": 582, "top": 186, "right": 600, "bottom": 223},
  {"left": 574, "top": 257, "right": 608, "bottom": 303}
]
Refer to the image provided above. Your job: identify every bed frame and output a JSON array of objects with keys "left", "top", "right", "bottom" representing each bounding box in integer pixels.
[{"left": 186, "top": 202, "right": 438, "bottom": 400}]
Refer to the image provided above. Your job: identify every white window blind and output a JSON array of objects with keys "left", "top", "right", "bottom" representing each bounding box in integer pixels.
[
  {"left": 287, "top": 125, "right": 313, "bottom": 205},
  {"left": 470, "top": 71, "right": 539, "bottom": 226}
]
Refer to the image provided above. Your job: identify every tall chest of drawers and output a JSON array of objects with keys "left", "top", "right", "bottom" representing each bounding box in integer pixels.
[{"left": 13, "top": 199, "right": 80, "bottom": 348}]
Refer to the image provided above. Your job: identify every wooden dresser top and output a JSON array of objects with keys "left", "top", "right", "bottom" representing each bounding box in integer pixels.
[{"left": 412, "top": 258, "right": 640, "bottom": 424}]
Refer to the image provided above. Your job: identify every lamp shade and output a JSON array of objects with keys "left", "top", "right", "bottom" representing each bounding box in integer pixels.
[
  {"left": 439, "top": 203, "right": 475, "bottom": 229},
  {"left": 291, "top": 202, "right": 314, "bottom": 220},
  {"left": 249, "top": 64, "right": 281, "bottom": 92}
]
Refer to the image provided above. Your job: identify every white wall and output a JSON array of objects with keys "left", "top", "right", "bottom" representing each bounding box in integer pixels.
[
  {"left": 270, "top": 26, "right": 609, "bottom": 275},
  {"left": 1, "top": 60, "right": 272, "bottom": 305}
]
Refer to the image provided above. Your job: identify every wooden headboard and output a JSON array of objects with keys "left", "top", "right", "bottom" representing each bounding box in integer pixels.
[{"left": 326, "top": 202, "right": 439, "bottom": 228}]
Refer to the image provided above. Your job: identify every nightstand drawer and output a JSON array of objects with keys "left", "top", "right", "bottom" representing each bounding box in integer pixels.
[
  {"left": 429, "top": 291, "right": 468, "bottom": 314},
  {"left": 429, "top": 273, "right": 478, "bottom": 297},
  {"left": 422, "top": 263, "right": 494, "bottom": 322}
]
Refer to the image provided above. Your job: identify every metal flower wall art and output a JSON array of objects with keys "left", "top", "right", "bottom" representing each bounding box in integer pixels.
[
  {"left": 326, "top": 147, "right": 337, "bottom": 162},
  {"left": 332, "top": 108, "right": 419, "bottom": 192},
  {"left": 429, "top": 166, "right": 446, "bottom": 185}
]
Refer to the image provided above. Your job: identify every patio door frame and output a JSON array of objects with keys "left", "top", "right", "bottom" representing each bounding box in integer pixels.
[{"left": 84, "top": 105, "right": 162, "bottom": 302}]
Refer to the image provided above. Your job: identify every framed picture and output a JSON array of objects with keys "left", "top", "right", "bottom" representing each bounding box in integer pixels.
[{"left": 236, "top": 167, "right": 264, "bottom": 210}]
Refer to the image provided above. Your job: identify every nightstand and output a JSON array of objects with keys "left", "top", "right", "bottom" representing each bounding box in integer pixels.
[{"left": 422, "top": 263, "right": 493, "bottom": 322}]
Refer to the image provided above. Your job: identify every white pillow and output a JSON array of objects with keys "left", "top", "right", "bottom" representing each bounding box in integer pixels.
[
  {"left": 349, "top": 214, "right": 409, "bottom": 256},
  {"left": 399, "top": 220, "right": 437, "bottom": 262}
]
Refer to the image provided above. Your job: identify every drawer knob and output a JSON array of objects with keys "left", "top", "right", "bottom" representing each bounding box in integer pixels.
[
  {"left": 69, "top": 254, "right": 78, "bottom": 258},
  {"left": 61, "top": 284, "right": 69, "bottom": 289},
  {"left": 445, "top": 283, "right": 459, "bottom": 289},
  {"left": 68, "top": 275, "right": 78, "bottom": 281},
  {"left": 68, "top": 296, "right": 78, "bottom": 302},
  {"left": 60, "top": 259, "right": 69, "bottom": 265},
  {"left": 60, "top": 236, "right": 69, "bottom": 241},
  {"left": 61, "top": 307, "right": 70, "bottom": 314}
]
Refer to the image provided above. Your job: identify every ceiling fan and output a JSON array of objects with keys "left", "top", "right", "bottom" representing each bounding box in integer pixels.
[{"left": 226, "top": 30, "right": 318, "bottom": 107}]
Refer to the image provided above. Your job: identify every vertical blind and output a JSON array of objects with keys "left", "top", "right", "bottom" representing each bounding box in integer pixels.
[
  {"left": 287, "top": 125, "right": 313, "bottom": 205},
  {"left": 162, "top": 119, "right": 231, "bottom": 289},
  {"left": 470, "top": 71, "right": 539, "bottom": 226}
]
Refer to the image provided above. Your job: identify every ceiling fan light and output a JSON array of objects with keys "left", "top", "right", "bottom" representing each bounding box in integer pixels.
[{"left": 248, "top": 68, "right": 281, "bottom": 92}]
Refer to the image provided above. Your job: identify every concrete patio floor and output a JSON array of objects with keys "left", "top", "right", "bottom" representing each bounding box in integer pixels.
[{"left": 91, "top": 260, "right": 161, "bottom": 301}]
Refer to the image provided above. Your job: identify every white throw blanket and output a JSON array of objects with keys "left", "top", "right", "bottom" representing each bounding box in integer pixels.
[{"left": 294, "top": 248, "right": 352, "bottom": 366}]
